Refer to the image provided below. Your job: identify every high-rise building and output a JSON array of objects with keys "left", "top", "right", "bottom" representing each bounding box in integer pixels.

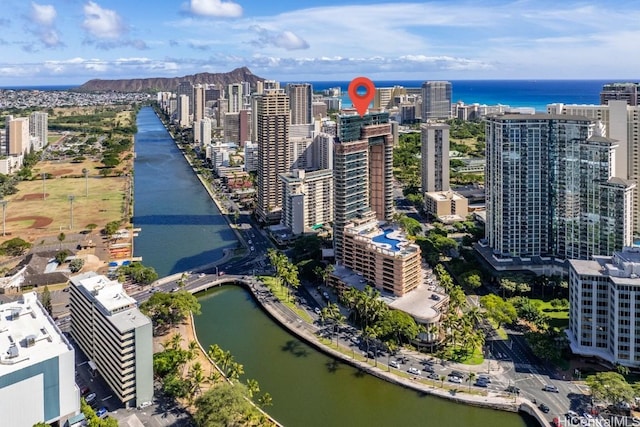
[
  {"left": 0, "top": 292, "right": 79, "bottom": 426},
  {"left": 600, "top": 82, "right": 639, "bottom": 106},
  {"left": 29, "top": 111, "right": 48, "bottom": 151},
  {"left": 177, "top": 94, "right": 190, "bottom": 128},
  {"left": 7, "top": 116, "right": 30, "bottom": 155},
  {"left": 254, "top": 89, "right": 291, "bottom": 223},
  {"left": 193, "top": 84, "right": 205, "bottom": 123},
  {"left": 333, "top": 112, "right": 394, "bottom": 261},
  {"left": 69, "top": 272, "right": 153, "bottom": 408},
  {"left": 548, "top": 101, "right": 640, "bottom": 233},
  {"left": 227, "top": 83, "right": 244, "bottom": 113},
  {"left": 484, "top": 114, "right": 634, "bottom": 266},
  {"left": 567, "top": 246, "right": 640, "bottom": 368},
  {"left": 420, "top": 123, "right": 450, "bottom": 193},
  {"left": 176, "top": 81, "right": 194, "bottom": 116},
  {"left": 223, "top": 110, "right": 251, "bottom": 145},
  {"left": 280, "top": 169, "right": 334, "bottom": 235},
  {"left": 286, "top": 83, "right": 313, "bottom": 125},
  {"left": 421, "top": 81, "right": 452, "bottom": 121}
]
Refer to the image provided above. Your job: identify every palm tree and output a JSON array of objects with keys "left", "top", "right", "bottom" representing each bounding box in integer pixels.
[
  {"left": 439, "top": 375, "right": 446, "bottom": 388},
  {"left": 167, "top": 332, "right": 182, "bottom": 351},
  {"left": 57, "top": 232, "right": 66, "bottom": 250},
  {"left": 183, "top": 340, "right": 198, "bottom": 375},
  {"left": 467, "top": 372, "right": 476, "bottom": 392},
  {"left": 325, "top": 303, "right": 346, "bottom": 347},
  {"left": 465, "top": 307, "right": 484, "bottom": 328},
  {"left": 227, "top": 361, "right": 244, "bottom": 381},
  {"left": 246, "top": 378, "right": 260, "bottom": 398},
  {"left": 188, "top": 362, "right": 206, "bottom": 398}
]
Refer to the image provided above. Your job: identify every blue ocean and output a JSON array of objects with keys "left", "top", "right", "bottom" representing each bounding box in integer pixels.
[{"left": 299, "top": 80, "right": 618, "bottom": 112}]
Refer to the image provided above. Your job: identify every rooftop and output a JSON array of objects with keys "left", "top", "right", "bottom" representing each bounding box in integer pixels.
[
  {"left": 71, "top": 272, "right": 150, "bottom": 332},
  {"left": 0, "top": 292, "right": 72, "bottom": 375}
]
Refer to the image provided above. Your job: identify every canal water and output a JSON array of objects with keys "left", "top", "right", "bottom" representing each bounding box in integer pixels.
[
  {"left": 132, "top": 107, "right": 237, "bottom": 277},
  {"left": 133, "top": 106, "right": 535, "bottom": 427}
]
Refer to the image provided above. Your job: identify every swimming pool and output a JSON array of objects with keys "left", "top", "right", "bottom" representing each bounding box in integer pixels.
[{"left": 372, "top": 228, "right": 402, "bottom": 251}]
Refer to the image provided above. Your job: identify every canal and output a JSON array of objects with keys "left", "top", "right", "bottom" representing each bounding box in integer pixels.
[{"left": 133, "top": 106, "right": 536, "bottom": 426}]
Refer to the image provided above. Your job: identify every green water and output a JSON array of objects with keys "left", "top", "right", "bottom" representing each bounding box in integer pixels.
[{"left": 194, "top": 286, "right": 536, "bottom": 427}]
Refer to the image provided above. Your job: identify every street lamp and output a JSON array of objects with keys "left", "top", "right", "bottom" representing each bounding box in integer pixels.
[
  {"left": 68, "top": 195, "right": 75, "bottom": 230},
  {"left": 41, "top": 173, "right": 46, "bottom": 200},
  {"left": 0, "top": 200, "right": 7, "bottom": 236},
  {"left": 82, "top": 168, "right": 89, "bottom": 197}
]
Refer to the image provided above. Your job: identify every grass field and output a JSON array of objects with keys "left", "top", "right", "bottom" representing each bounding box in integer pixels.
[
  {"left": 531, "top": 298, "right": 570, "bottom": 330},
  {"left": 1, "top": 166, "right": 128, "bottom": 244}
]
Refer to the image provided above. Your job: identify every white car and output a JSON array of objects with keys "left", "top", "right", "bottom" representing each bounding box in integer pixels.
[
  {"left": 390, "top": 360, "right": 401, "bottom": 369},
  {"left": 448, "top": 376, "right": 462, "bottom": 384},
  {"left": 407, "top": 367, "right": 421, "bottom": 375}
]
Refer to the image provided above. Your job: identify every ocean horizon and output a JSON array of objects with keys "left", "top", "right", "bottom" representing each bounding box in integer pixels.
[{"left": 2, "top": 79, "right": 627, "bottom": 112}]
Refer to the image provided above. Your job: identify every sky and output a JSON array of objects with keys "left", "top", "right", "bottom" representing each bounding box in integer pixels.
[{"left": 1, "top": 0, "right": 639, "bottom": 86}]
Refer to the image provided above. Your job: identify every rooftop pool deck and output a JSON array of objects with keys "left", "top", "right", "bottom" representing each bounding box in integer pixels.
[{"left": 372, "top": 228, "right": 403, "bottom": 252}]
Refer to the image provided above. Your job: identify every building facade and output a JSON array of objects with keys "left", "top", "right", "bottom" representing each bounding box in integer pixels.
[
  {"left": 286, "top": 83, "right": 313, "bottom": 125},
  {"left": 0, "top": 292, "right": 79, "bottom": 426},
  {"left": 568, "top": 247, "right": 640, "bottom": 368},
  {"left": 254, "top": 89, "right": 291, "bottom": 223},
  {"left": 29, "top": 111, "right": 48, "bottom": 151},
  {"left": 421, "top": 81, "right": 452, "bottom": 121},
  {"left": 280, "top": 169, "right": 334, "bottom": 235},
  {"left": 484, "top": 114, "right": 634, "bottom": 264},
  {"left": 333, "top": 112, "right": 394, "bottom": 261},
  {"left": 600, "top": 82, "right": 639, "bottom": 106},
  {"left": 420, "top": 122, "right": 450, "bottom": 193},
  {"left": 69, "top": 272, "right": 153, "bottom": 408}
]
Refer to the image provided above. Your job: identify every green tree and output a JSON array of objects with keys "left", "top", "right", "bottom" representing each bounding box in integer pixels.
[
  {"left": 193, "top": 383, "right": 259, "bottom": 427},
  {"left": 467, "top": 372, "right": 476, "bottom": 392},
  {"left": 480, "top": 294, "right": 517, "bottom": 328},
  {"left": 103, "top": 221, "right": 120, "bottom": 237},
  {"left": 140, "top": 291, "right": 201, "bottom": 335},
  {"left": 41, "top": 286, "right": 52, "bottom": 315},
  {"left": 55, "top": 249, "right": 71, "bottom": 264},
  {"left": 69, "top": 258, "right": 85, "bottom": 272},
  {"left": 0, "top": 237, "right": 32, "bottom": 256},
  {"left": 459, "top": 271, "right": 482, "bottom": 290},
  {"left": 57, "top": 232, "right": 66, "bottom": 250},
  {"left": 585, "top": 371, "right": 635, "bottom": 406}
]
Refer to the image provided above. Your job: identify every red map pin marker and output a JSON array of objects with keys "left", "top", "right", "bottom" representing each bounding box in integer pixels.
[{"left": 348, "top": 76, "right": 375, "bottom": 117}]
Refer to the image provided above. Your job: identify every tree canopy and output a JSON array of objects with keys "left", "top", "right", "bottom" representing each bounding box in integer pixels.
[
  {"left": 585, "top": 371, "right": 635, "bottom": 407},
  {"left": 194, "top": 383, "right": 266, "bottom": 427},
  {"left": 140, "top": 291, "right": 201, "bottom": 334},
  {"left": 480, "top": 294, "right": 517, "bottom": 328}
]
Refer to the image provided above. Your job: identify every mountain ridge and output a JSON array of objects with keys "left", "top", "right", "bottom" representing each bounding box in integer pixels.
[{"left": 75, "top": 67, "right": 265, "bottom": 92}]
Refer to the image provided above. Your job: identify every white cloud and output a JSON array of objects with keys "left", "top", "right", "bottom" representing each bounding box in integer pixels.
[
  {"left": 250, "top": 26, "right": 309, "bottom": 50},
  {"left": 30, "top": 2, "right": 56, "bottom": 26},
  {"left": 82, "top": 1, "right": 127, "bottom": 40},
  {"left": 188, "top": 0, "right": 242, "bottom": 18}
]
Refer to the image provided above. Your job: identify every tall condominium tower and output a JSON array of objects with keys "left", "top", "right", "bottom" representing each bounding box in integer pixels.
[
  {"left": 286, "top": 83, "right": 313, "bottom": 125},
  {"left": 29, "top": 111, "right": 47, "bottom": 151},
  {"left": 177, "top": 95, "right": 190, "bottom": 128},
  {"left": 420, "top": 122, "right": 450, "bottom": 193},
  {"left": 421, "top": 81, "right": 452, "bottom": 121},
  {"left": 193, "top": 84, "right": 205, "bottom": 123},
  {"left": 485, "top": 114, "right": 634, "bottom": 263},
  {"left": 176, "top": 81, "right": 193, "bottom": 116},
  {"left": 227, "top": 83, "right": 244, "bottom": 113},
  {"left": 333, "top": 112, "right": 394, "bottom": 261},
  {"left": 7, "top": 117, "right": 30, "bottom": 155},
  {"left": 254, "top": 89, "right": 291, "bottom": 223},
  {"left": 600, "top": 82, "right": 639, "bottom": 106}
]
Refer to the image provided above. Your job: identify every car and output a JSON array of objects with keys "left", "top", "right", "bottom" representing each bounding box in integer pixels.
[
  {"left": 80, "top": 386, "right": 90, "bottom": 396},
  {"left": 448, "top": 376, "right": 462, "bottom": 384},
  {"left": 477, "top": 374, "right": 492, "bottom": 383},
  {"left": 171, "top": 287, "right": 179, "bottom": 293},
  {"left": 250, "top": 246, "right": 255, "bottom": 251},
  {"left": 427, "top": 372, "right": 440, "bottom": 380},
  {"left": 96, "top": 407, "right": 108, "bottom": 418},
  {"left": 407, "top": 367, "right": 421, "bottom": 375},
  {"left": 566, "top": 410, "right": 579, "bottom": 419},
  {"left": 506, "top": 385, "right": 520, "bottom": 394},
  {"left": 430, "top": 294, "right": 441, "bottom": 300},
  {"left": 390, "top": 360, "right": 401, "bottom": 369},
  {"left": 149, "top": 287, "right": 158, "bottom": 293},
  {"left": 539, "top": 403, "right": 550, "bottom": 413},
  {"left": 450, "top": 370, "right": 464, "bottom": 378},
  {"left": 314, "top": 307, "right": 321, "bottom": 315},
  {"left": 137, "top": 401, "right": 152, "bottom": 410},
  {"left": 199, "top": 273, "right": 205, "bottom": 278},
  {"left": 543, "top": 384, "right": 559, "bottom": 393},
  {"left": 248, "top": 239, "right": 252, "bottom": 244},
  {"left": 423, "top": 365, "right": 435, "bottom": 373},
  {"left": 85, "top": 393, "right": 96, "bottom": 403},
  {"left": 474, "top": 380, "right": 488, "bottom": 388}
]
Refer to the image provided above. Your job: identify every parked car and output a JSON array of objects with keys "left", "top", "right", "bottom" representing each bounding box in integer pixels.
[
  {"left": 539, "top": 403, "right": 550, "bottom": 413},
  {"left": 423, "top": 365, "right": 435, "bottom": 373},
  {"left": 450, "top": 370, "right": 464, "bottom": 378},
  {"left": 477, "top": 374, "right": 491, "bottom": 383},
  {"left": 390, "top": 360, "right": 400, "bottom": 369},
  {"left": 314, "top": 307, "right": 321, "bottom": 315},
  {"left": 427, "top": 372, "right": 440, "bottom": 380},
  {"left": 474, "top": 380, "right": 489, "bottom": 388},
  {"left": 85, "top": 393, "right": 96, "bottom": 403},
  {"left": 96, "top": 407, "right": 108, "bottom": 418},
  {"left": 448, "top": 376, "right": 462, "bottom": 384},
  {"left": 506, "top": 385, "right": 520, "bottom": 394},
  {"left": 80, "top": 386, "right": 90, "bottom": 396},
  {"left": 407, "top": 367, "right": 421, "bottom": 376},
  {"left": 543, "top": 384, "right": 559, "bottom": 393}
]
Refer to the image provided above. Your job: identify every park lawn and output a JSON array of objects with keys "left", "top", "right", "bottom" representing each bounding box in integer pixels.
[
  {"left": 530, "top": 298, "right": 570, "bottom": 330},
  {"left": 442, "top": 345, "right": 484, "bottom": 365}
]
